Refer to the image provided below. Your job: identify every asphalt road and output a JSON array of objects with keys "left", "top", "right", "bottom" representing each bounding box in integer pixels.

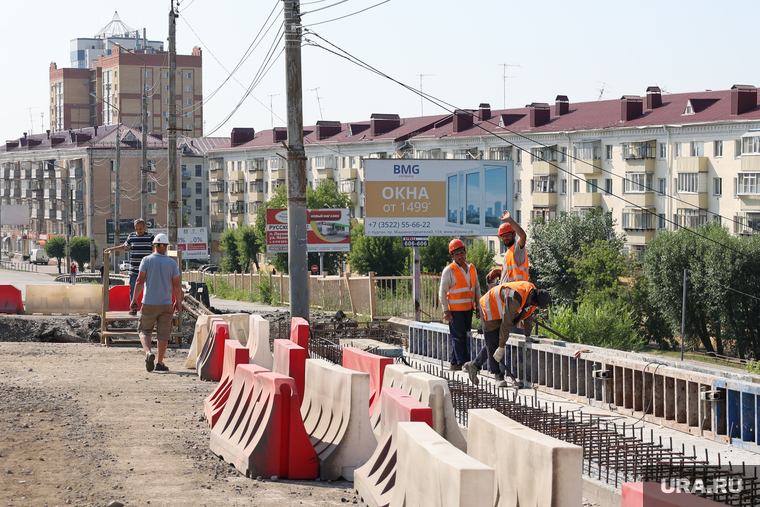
[{"left": 0, "top": 263, "right": 63, "bottom": 299}]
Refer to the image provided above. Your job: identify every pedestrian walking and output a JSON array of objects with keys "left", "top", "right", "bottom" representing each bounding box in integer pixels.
[{"left": 70, "top": 263, "right": 77, "bottom": 284}]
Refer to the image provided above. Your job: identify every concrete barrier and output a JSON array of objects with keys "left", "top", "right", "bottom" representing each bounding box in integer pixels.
[
  {"left": 0, "top": 285, "right": 23, "bottom": 314},
  {"left": 107, "top": 285, "right": 142, "bottom": 311},
  {"left": 467, "top": 408, "right": 582, "bottom": 507},
  {"left": 185, "top": 316, "right": 224, "bottom": 368},
  {"left": 622, "top": 482, "right": 729, "bottom": 507},
  {"left": 370, "top": 364, "right": 418, "bottom": 437},
  {"left": 390, "top": 422, "right": 494, "bottom": 507},
  {"left": 713, "top": 378, "right": 760, "bottom": 452},
  {"left": 272, "top": 339, "right": 306, "bottom": 406},
  {"left": 248, "top": 314, "right": 273, "bottom": 370},
  {"left": 210, "top": 364, "right": 318, "bottom": 479},
  {"left": 291, "top": 317, "right": 310, "bottom": 358},
  {"left": 25, "top": 284, "right": 101, "bottom": 314},
  {"left": 197, "top": 321, "right": 231, "bottom": 382},
  {"left": 355, "top": 388, "right": 433, "bottom": 507},
  {"left": 301, "top": 358, "right": 377, "bottom": 480},
  {"left": 225, "top": 313, "right": 250, "bottom": 347},
  {"left": 342, "top": 347, "right": 393, "bottom": 416},
  {"left": 404, "top": 371, "right": 467, "bottom": 452},
  {"left": 204, "top": 340, "right": 250, "bottom": 429}
]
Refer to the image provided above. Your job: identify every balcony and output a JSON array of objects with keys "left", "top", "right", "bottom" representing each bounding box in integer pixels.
[
  {"left": 210, "top": 211, "right": 224, "bottom": 221},
  {"left": 625, "top": 192, "right": 655, "bottom": 207},
  {"left": 626, "top": 230, "right": 656, "bottom": 243},
  {"left": 8, "top": 188, "right": 20, "bottom": 198},
  {"left": 31, "top": 168, "right": 43, "bottom": 179},
  {"left": 30, "top": 208, "right": 40, "bottom": 219},
  {"left": 574, "top": 159, "right": 602, "bottom": 176},
  {"left": 532, "top": 192, "right": 558, "bottom": 206},
  {"left": 741, "top": 154, "right": 760, "bottom": 172},
  {"left": 249, "top": 191, "right": 264, "bottom": 202},
  {"left": 228, "top": 170, "right": 244, "bottom": 181},
  {"left": 181, "top": 187, "right": 192, "bottom": 197},
  {"left": 339, "top": 167, "right": 358, "bottom": 180},
  {"left": 574, "top": 192, "right": 601, "bottom": 207},
  {"left": 248, "top": 169, "right": 264, "bottom": 180},
  {"left": 533, "top": 160, "right": 557, "bottom": 175},
  {"left": 678, "top": 192, "right": 707, "bottom": 209},
  {"left": 56, "top": 210, "right": 67, "bottom": 221},
  {"left": 73, "top": 190, "right": 83, "bottom": 201},
  {"left": 19, "top": 169, "right": 31, "bottom": 179},
  {"left": 624, "top": 158, "right": 655, "bottom": 172},
  {"left": 210, "top": 166, "right": 223, "bottom": 179},
  {"left": 271, "top": 169, "right": 286, "bottom": 180},
  {"left": 348, "top": 191, "right": 359, "bottom": 205},
  {"left": 181, "top": 170, "right": 192, "bottom": 180},
  {"left": 44, "top": 209, "right": 53, "bottom": 220},
  {"left": 676, "top": 156, "right": 708, "bottom": 173}
]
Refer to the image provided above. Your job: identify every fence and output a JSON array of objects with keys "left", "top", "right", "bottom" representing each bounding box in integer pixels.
[
  {"left": 0, "top": 260, "right": 38, "bottom": 273},
  {"left": 184, "top": 270, "right": 442, "bottom": 321}
]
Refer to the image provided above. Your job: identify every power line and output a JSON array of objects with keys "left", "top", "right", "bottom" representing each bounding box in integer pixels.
[{"left": 302, "top": 0, "right": 390, "bottom": 27}]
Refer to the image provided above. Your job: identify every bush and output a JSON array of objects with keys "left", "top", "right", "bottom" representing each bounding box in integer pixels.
[{"left": 548, "top": 300, "right": 645, "bottom": 352}]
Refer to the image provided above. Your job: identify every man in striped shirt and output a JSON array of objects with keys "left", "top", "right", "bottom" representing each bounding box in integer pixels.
[{"left": 104, "top": 218, "right": 155, "bottom": 303}]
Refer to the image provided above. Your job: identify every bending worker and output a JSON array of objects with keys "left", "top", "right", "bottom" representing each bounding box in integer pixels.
[
  {"left": 439, "top": 239, "right": 481, "bottom": 371},
  {"left": 471, "top": 280, "right": 550, "bottom": 388}
]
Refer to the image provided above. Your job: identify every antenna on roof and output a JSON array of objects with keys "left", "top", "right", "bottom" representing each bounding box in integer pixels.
[
  {"left": 267, "top": 94, "right": 280, "bottom": 129},
  {"left": 416, "top": 74, "right": 434, "bottom": 116},
  {"left": 309, "top": 88, "right": 324, "bottom": 120},
  {"left": 596, "top": 81, "right": 610, "bottom": 101},
  {"left": 499, "top": 64, "right": 520, "bottom": 109}
]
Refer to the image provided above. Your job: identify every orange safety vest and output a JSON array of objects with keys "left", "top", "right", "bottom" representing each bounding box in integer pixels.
[
  {"left": 501, "top": 242, "right": 530, "bottom": 282},
  {"left": 479, "top": 281, "right": 536, "bottom": 323},
  {"left": 445, "top": 262, "right": 478, "bottom": 311}
]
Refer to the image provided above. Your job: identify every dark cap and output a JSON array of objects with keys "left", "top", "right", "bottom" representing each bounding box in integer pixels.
[
  {"left": 534, "top": 289, "right": 551, "bottom": 307},
  {"left": 451, "top": 247, "right": 465, "bottom": 255}
]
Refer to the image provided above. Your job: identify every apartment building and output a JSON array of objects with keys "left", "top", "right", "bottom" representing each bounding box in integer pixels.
[
  {"left": 206, "top": 84, "right": 760, "bottom": 264},
  {"left": 178, "top": 136, "right": 230, "bottom": 230}
]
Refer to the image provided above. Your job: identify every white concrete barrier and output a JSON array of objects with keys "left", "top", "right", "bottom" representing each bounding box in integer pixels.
[
  {"left": 390, "top": 422, "right": 494, "bottom": 507},
  {"left": 185, "top": 315, "right": 224, "bottom": 368},
  {"left": 25, "top": 284, "right": 101, "bottom": 314},
  {"left": 247, "top": 314, "right": 273, "bottom": 370},
  {"left": 405, "top": 371, "right": 467, "bottom": 452},
  {"left": 300, "top": 358, "right": 377, "bottom": 480},
  {"left": 467, "top": 409, "right": 582, "bottom": 507},
  {"left": 225, "top": 313, "right": 250, "bottom": 346},
  {"left": 370, "top": 364, "right": 417, "bottom": 438}
]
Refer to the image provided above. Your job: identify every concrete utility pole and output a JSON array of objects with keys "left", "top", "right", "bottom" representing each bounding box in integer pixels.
[
  {"left": 167, "top": 0, "right": 179, "bottom": 245},
  {"left": 115, "top": 126, "right": 121, "bottom": 272},
  {"left": 88, "top": 150, "right": 95, "bottom": 270},
  {"left": 283, "top": 0, "right": 309, "bottom": 320}
]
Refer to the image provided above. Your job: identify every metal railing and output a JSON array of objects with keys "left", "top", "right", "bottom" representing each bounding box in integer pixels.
[{"left": 0, "top": 260, "right": 38, "bottom": 272}]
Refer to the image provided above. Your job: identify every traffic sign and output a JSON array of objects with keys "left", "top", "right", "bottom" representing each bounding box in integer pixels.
[
  {"left": 402, "top": 236, "right": 428, "bottom": 247},
  {"left": 311, "top": 264, "right": 318, "bottom": 273}
]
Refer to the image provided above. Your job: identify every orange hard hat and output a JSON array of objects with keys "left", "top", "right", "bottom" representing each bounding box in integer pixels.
[
  {"left": 498, "top": 222, "right": 514, "bottom": 236},
  {"left": 449, "top": 238, "right": 466, "bottom": 254}
]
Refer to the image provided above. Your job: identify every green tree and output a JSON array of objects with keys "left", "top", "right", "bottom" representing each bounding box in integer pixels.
[
  {"left": 219, "top": 228, "right": 242, "bottom": 273},
  {"left": 235, "top": 225, "right": 260, "bottom": 272},
  {"left": 348, "top": 222, "right": 409, "bottom": 276},
  {"left": 529, "top": 209, "right": 624, "bottom": 306},
  {"left": 466, "top": 239, "right": 496, "bottom": 293},
  {"left": 70, "top": 236, "right": 91, "bottom": 271},
  {"left": 44, "top": 236, "right": 66, "bottom": 274},
  {"left": 549, "top": 300, "right": 646, "bottom": 351},
  {"left": 419, "top": 236, "right": 453, "bottom": 273}
]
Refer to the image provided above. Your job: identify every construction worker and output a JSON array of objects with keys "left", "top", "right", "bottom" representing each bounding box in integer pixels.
[
  {"left": 463, "top": 210, "right": 529, "bottom": 385},
  {"left": 439, "top": 238, "right": 481, "bottom": 371},
  {"left": 471, "top": 281, "right": 550, "bottom": 387}
]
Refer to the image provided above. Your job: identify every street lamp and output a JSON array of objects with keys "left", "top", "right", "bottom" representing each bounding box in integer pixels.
[{"left": 90, "top": 92, "right": 122, "bottom": 273}]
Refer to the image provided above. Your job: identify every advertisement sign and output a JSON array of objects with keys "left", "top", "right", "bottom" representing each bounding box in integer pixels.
[
  {"left": 0, "top": 205, "right": 30, "bottom": 226},
  {"left": 402, "top": 236, "right": 428, "bottom": 247},
  {"left": 266, "top": 208, "right": 351, "bottom": 253},
  {"left": 364, "top": 160, "right": 513, "bottom": 237},
  {"left": 149, "top": 227, "right": 209, "bottom": 259}
]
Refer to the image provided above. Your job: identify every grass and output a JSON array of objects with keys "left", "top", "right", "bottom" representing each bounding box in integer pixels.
[{"left": 642, "top": 346, "right": 747, "bottom": 370}]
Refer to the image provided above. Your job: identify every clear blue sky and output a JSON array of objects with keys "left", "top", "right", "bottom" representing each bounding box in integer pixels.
[{"left": 1, "top": 0, "right": 758, "bottom": 141}]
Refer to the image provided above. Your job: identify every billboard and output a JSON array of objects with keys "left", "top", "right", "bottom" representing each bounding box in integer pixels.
[
  {"left": 364, "top": 160, "right": 513, "bottom": 237},
  {"left": 106, "top": 218, "right": 156, "bottom": 244},
  {"left": 266, "top": 208, "right": 351, "bottom": 253},
  {"left": 0, "top": 205, "right": 30, "bottom": 226},
  {"left": 150, "top": 227, "right": 209, "bottom": 259}
]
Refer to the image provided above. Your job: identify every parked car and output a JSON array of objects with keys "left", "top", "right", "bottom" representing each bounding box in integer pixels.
[
  {"left": 119, "top": 261, "right": 131, "bottom": 272},
  {"left": 29, "top": 249, "right": 49, "bottom": 265},
  {"left": 199, "top": 264, "right": 219, "bottom": 273}
]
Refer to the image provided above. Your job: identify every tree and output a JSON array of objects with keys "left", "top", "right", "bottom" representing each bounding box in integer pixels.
[
  {"left": 235, "top": 225, "right": 260, "bottom": 272},
  {"left": 70, "top": 236, "right": 91, "bottom": 270},
  {"left": 218, "top": 228, "right": 242, "bottom": 273},
  {"left": 466, "top": 239, "right": 496, "bottom": 293},
  {"left": 348, "top": 222, "right": 409, "bottom": 276},
  {"left": 44, "top": 236, "right": 66, "bottom": 274},
  {"left": 529, "top": 210, "right": 624, "bottom": 306},
  {"left": 419, "top": 236, "right": 453, "bottom": 274}
]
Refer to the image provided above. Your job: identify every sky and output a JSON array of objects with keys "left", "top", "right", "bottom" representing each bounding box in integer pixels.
[{"left": 2, "top": 0, "right": 759, "bottom": 141}]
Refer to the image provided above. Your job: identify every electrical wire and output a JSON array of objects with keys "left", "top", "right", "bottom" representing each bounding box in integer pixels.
[
  {"left": 302, "top": 0, "right": 390, "bottom": 27},
  {"left": 301, "top": 0, "right": 350, "bottom": 16}
]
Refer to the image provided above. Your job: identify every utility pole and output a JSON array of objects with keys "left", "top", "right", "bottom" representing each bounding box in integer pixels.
[
  {"left": 115, "top": 125, "right": 121, "bottom": 272},
  {"left": 168, "top": 0, "right": 179, "bottom": 245},
  {"left": 88, "top": 149, "right": 95, "bottom": 270},
  {"left": 499, "top": 64, "right": 520, "bottom": 109},
  {"left": 284, "top": 0, "right": 309, "bottom": 320},
  {"left": 416, "top": 74, "right": 434, "bottom": 116}
]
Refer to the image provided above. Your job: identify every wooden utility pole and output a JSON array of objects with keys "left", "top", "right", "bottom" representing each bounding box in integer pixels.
[
  {"left": 168, "top": 0, "right": 179, "bottom": 245},
  {"left": 284, "top": 0, "right": 309, "bottom": 320}
]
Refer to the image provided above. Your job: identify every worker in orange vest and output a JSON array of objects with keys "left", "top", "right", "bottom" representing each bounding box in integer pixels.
[
  {"left": 465, "top": 281, "right": 550, "bottom": 387},
  {"left": 486, "top": 210, "right": 528, "bottom": 285},
  {"left": 438, "top": 239, "right": 481, "bottom": 371}
]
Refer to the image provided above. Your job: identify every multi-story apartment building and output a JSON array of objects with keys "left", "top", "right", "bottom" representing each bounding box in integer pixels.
[
  {"left": 207, "top": 84, "right": 760, "bottom": 265},
  {"left": 50, "top": 14, "right": 203, "bottom": 137},
  {"left": 178, "top": 136, "right": 230, "bottom": 230}
]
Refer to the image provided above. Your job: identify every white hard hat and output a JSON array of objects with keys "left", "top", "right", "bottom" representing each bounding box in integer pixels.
[{"left": 152, "top": 233, "right": 169, "bottom": 244}]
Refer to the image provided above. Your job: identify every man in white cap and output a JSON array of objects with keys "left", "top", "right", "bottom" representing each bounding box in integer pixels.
[{"left": 130, "top": 233, "right": 183, "bottom": 373}]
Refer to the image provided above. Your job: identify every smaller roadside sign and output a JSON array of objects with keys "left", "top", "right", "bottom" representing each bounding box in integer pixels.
[
  {"left": 311, "top": 264, "right": 318, "bottom": 273},
  {"left": 402, "top": 236, "right": 429, "bottom": 247}
]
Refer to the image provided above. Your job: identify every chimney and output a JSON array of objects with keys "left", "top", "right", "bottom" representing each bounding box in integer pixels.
[
  {"left": 453, "top": 110, "right": 474, "bottom": 133},
  {"left": 621, "top": 96, "right": 643, "bottom": 121},
  {"left": 23, "top": 132, "right": 27, "bottom": 139},
  {"left": 94, "top": 125, "right": 98, "bottom": 136},
  {"left": 646, "top": 86, "right": 662, "bottom": 110},
  {"left": 230, "top": 127, "right": 255, "bottom": 147},
  {"left": 478, "top": 103, "right": 491, "bottom": 121},
  {"left": 555, "top": 95, "right": 569, "bottom": 116},
  {"left": 273, "top": 127, "right": 287, "bottom": 142},
  {"left": 46, "top": 130, "right": 50, "bottom": 139},
  {"left": 731, "top": 85, "right": 757, "bottom": 116},
  {"left": 316, "top": 120, "right": 342, "bottom": 140},
  {"left": 370, "top": 114, "right": 400, "bottom": 136},
  {"left": 529, "top": 103, "right": 551, "bottom": 127}
]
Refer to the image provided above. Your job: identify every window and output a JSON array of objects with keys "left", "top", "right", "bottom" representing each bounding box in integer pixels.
[
  {"left": 195, "top": 215, "right": 203, "bottom": 228},
  {"left": 575, "top": 142, "right": 601, "bottom": 161},
  {"left": 586, "top": 179, "right": 598, "bottom": 193},
  {"left": 625, "top": 173, "right": 653, "bottom": 193},
  {"left": 516, "top": 150, "right": 522, "bottom": 164},
  {"left": 185, "top": 72, "right": 192, "bottom": 79},
  {"left": 530, "top": 146, "right": 557, "bottom": 163},
  {"left": 735, "top": 139, "right": 742, "bottom": 157},
  {"left": 573, "top": 179, "right": 580, "bottom": 193},
  {"left": 515, "top": 179, "right": 522, "bottom": 194},
  {"left": 147, "top": 181, "right": 157, "bottom": 193},
  {"left": 195, "top": 182, "right": 202, "bottom": 195},
  {"left": 163, "top": 111, "right": 169, "bottom": 118},
  {"left": 185, "top": 99, "right": 192, "bottom": 105},
  {"left": 606, "top": 145, "right": 613, "bottom": 160},
  {"left": 560, "top": 147, "right": 567, "bottom": 163},
  {"left": 713, "top": 177, "right": 722, "bottom": 196},
  {"left": 737, "top": 173, "right": 759, "bottom": 194},
  {"left": 145, "top": 70, "right": 151, "bottom": 78},
  {"left": 184, "top": 85, "right": 192, "bottom": 92},
  {"left": 674, "top": 143, "right": 682, "bottom": 158},
  {"left": 148, "top": 160, "right": 157, "bottom": 172},
  {"left": 742, "top": 136, "right": 760, "bottom": 154},
  {"left": 162, "top": 98, "right": 169, "bottom": 105},
  {"left": 605, "top": 178, "right": 612, "bottom": 195},
  {"left": 659, "top": 213, "right": 666, "bottom": 229},
  {"left": 195, "top": 198, "right": 202, "bottom": 211},
  {"left": 622, "top": 142, "right": 656, "bottom": 159},
  {"left": 534, "top": 175, "right": 557, "bottom": 193},
  {"left": 659, "top": 143, "right": 667, "bottom": 159},
  {"left": 560, "top": 179, "right": 567, "bottom": 195},
  {"left": 658, "top": 178, "right": 666, "bottom": 195},
  {"left": 195, "top": 164, "right": 202, "bottom": 177},
  {"left": 162, "top": 71, "right": 169, "bottom": 78},
  {"left": 622, "top": 210, "right": 655, "bottom": 230},
  {"left": 677, "top": 173, "right": 700, "bottom": 193},
  {"left": 489, "top": 147, "right": 512, "bottom": 161},
  {"left": 676, "top": 208, "right": 707, "bottom": 228},
  {"left": 515, "top": 209, "right": 521, "bottom": 224},
  {"left": 690, "top": 141, "right": 704, "bottom": 157},
  {"left": 184, "top": 112, "right": 191, "bottom": 118},
  {"left": 714, "top": 140, "right": 723, "bottom": 158},
  {"left": 148, "top": 202, "right": 157, "bottom": 215},
  {"left": 163, "top": 85, "right": 169, "bottom": 92}
]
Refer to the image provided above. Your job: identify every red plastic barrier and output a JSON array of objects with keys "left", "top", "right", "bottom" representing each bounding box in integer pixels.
[
  {"left": 108, "top": 285, "right": 143, "bottom": 311},
  {"left": 342, "top": 347, "right": 393, "bottom": 416},
  {"left": 622, "top": 482, "right": 730, "bottom": 507},
  {"left": 197, "top": 321, "right": 231, "bottom": 382},
  {"left": 290, "top": 317, "right": 310, "bottom": 358},
  {"left": 272, "top": 339, "right": 307, "bottom": 406},
  {"left": 204, "top": 340, "right": 250, "bottom": 429},
  {"left": 210, "top": 365, "right": 318, "bottom": 479},
  {"left": 0, "top": 285, "right": 23, "bottom": 314}
]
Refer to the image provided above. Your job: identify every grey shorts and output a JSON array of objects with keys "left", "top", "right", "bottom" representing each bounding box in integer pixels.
[{"left": 138, "top": 303, "right": 174, "bottom": 341}]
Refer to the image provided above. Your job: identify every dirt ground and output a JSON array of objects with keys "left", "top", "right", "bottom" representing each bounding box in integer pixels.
[{"left": 0, "top": 341, "right": 360, "bottom": 507}]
